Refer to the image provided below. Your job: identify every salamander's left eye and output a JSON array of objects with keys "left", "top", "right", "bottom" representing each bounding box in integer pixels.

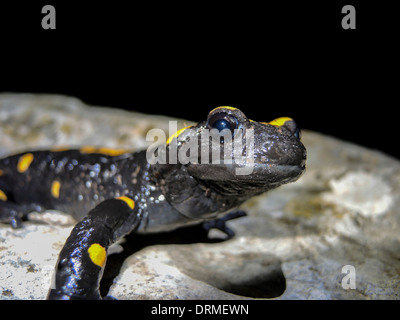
[
  {"left": 268, "top": 117, "right": 301, "bottom": 139},
  {"left": 207, "top": 112, "right": 239, "bottom": 134},
  {"left": 293, "top": 128, "right": 301, "bottom": 139},
  {"left": 283, "top": 119, "right": 301, "bottom": 139}
]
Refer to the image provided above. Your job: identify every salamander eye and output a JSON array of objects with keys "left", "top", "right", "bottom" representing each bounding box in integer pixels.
[
  {"left": 207, "top": 112, "right": 239, "bottom": 134},
  {"left": 283, "top": 120, "right": 301, "bottom": 139},
  {"left": 293, "top": 128, "right": 301, "bottom": 139},
  {"left": 269, "top": 117, "right": 301, "bottom": 139},
  {"left": 212, "top": 118, "right": 232, "bottom": 132}
]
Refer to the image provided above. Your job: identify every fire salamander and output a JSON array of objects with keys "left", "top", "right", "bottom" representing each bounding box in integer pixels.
[{"left": 0, "top": 107, "right": 306, "bottom": 299}]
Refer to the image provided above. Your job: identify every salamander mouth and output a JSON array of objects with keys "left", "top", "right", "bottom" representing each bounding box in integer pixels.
[
  {"left": 197, "top": 162, "right": 306, "bottom": 197},
  {"left": 235, "top": 161, "right": 306, "bottom": 183},
  {"left": 187, "top": 161, "right": 306, "bottom": 185}
]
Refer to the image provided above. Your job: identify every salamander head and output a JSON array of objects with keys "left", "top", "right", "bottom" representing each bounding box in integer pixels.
[
  {"left": 150, "top": 106, "right": 306, "bottom": 219},
  {"left": 165, "top": 106, "right": 306, "bottom": 195}
]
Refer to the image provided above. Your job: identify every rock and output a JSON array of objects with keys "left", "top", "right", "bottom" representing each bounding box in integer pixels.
[
  {"left": 0, "top": 93, "right": 189, "bottom": 158},
  {"left": 1, "top": 93, "right": 399, "bottom": 300}
]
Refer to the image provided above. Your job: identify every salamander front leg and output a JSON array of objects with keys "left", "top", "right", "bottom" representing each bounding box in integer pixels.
[
  {"left": 202, "top": 210, "right": 247, "bottom": 239},
  {"left": 0, "top": 201, "right": 45, "bottom": 228},
  {"left": 48, "top": 197, "right": 140, "bottom": 300}
]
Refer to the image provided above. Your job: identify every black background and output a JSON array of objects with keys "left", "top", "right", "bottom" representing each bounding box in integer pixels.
[{"left": 1, "top": 1, "right": 398, "bottom": 159}]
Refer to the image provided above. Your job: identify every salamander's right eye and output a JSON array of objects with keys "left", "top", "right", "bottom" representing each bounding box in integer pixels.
[
  {"left": 207, "top": 112, "right": 239, "bottom": 134},
  {"left": 212, "top": 118, "right": 233, "bottom": 132}
]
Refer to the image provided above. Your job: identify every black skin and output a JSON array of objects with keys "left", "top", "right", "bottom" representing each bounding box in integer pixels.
[{"left": 0, "top": 107, "right": 306, "bottom": 299}]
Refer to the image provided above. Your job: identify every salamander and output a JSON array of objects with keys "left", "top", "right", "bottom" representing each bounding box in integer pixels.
[{"left": 0, "top": 106, "right": 306, "bottom": 299}]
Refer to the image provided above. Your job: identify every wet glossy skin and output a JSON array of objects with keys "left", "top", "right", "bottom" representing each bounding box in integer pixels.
[
  {"left": 0, "top": 106, "right": 306, "bottom": 299},
  {"left": 152, "top": 107, "right": 306, "bottom": 220}
]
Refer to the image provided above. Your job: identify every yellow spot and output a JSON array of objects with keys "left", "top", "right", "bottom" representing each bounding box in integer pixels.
[
  {"left": 116, "top": 196, "right": 135, "bottom": 210},
  {"left": 80, "top": 146, "right": 97, "bottom": 154},
  {"left": 17, "top": 153, "right": 34, "bottom": 173},
  {"left": 0, "top": 189, "right": 7, "bottom": 201},
  {"left": 0, "top": 169, "right": 4, "bottom": 176},
  {"left": 51, "top": 181, "right": 61, "bottom": 199},
  {"left": 268, "top": 117, "right": 293, "bottom": 127},
  {"left": 80, "top": 146, "right": 130, "bottom": 156},
  {"left": 96, "top": 147, "right": 130, "bottom": 156},
  {"left": 166, "top": 126, "right": 191, "bottom": 145},
  {"left": 88, "top": 243, "right": 107, "bottom": 268},
  {"left": 210, "top": 106, "right": 237, "bottom": 113}
]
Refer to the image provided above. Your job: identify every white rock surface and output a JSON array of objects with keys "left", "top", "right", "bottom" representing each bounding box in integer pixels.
[{"left": 1, "top": 94, "right": 399, "bottom": 300}]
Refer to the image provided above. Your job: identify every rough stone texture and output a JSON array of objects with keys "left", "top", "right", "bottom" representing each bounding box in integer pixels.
[{"left": 1, "top": 93, "right": 399, "bottom": 300}]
